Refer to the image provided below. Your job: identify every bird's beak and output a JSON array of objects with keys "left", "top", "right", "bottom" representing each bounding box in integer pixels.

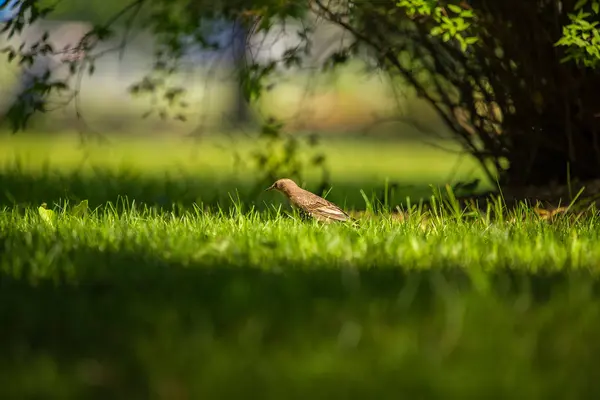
[{"left": 265, "top": 184, "right": 275, "bottom": 191}]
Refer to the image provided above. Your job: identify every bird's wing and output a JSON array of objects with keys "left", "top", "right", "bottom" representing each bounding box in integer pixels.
[{"left": 306, "top": 197, "right": 350, "bottom": 221}]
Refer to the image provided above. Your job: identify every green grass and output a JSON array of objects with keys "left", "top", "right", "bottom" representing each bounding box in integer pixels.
[
  {"left": 0, "top": 133, "right": 489, "bottom": 211},
  {"left": 8, "top": 201, "right": 600, "bottom": 273},
  {"left": 2, "top": 134, "right": 600, "bottom": 398},
  {"left": 2, "top": 202, "right": 600, "bottom": 398},
  {"left": 0, "top": 132, "right": 480, "bottom": 179}
]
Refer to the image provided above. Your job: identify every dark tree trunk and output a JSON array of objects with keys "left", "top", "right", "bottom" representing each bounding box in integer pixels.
[{"left": 506, "top": 115, "right": 600, "bottom": 186}]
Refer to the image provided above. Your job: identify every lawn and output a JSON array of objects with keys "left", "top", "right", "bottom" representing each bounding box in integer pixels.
[
  {"left": 0, "top": 133, "right": 488, "bottom": 211},
  {"left": 1, "top": 133, "right": 600, "bottom": 398}
]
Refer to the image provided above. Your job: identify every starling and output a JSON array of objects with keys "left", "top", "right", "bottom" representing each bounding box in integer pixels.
[{"left": 266, "top": 178, "right": 351, "bottom": 222}]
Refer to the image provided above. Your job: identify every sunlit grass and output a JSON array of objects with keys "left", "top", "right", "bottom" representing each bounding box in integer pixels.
[
  {"left": 2, "top": 197, "right": 600, "bottom": 398},
  {"left": 0, "top": 133, "right": 490, "bottom": 212},
  {"left": 0, "top": 133, "right": 483, "bottom": 180},
  {"left": 2, "top": 133, "right": 599, "bottom": 398},
  {"left": 3, "top": 199, "right": 599, "bottom": 277}
]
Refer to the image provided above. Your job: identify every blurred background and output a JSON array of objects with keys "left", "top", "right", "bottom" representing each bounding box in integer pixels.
[{"left": 0, "top": 0, "right": 487, "bottom": 211}]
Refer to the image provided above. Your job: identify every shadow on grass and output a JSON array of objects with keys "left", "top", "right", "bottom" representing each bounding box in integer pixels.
[
  {"left": 1, "top": 235, "right": 600, "bottom": 398},
  {"left": 0, "top": 167, "right": 447, "bottom": 212}
]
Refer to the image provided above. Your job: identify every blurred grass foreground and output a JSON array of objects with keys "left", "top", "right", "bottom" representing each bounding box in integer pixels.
[{"left": 1, "top": 133, "right": 600, "bottom": 399}]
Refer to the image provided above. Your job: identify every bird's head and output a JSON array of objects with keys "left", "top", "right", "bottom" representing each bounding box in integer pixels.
[{"left": 265, "top": 178, "right": 299, "bottom": 195}]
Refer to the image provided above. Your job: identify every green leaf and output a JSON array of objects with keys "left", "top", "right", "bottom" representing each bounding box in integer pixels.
[
  {"left": 430, "top": 26, "right": 443, "bottom": 36},
  {"left": 38, "top": 204, "right": 55, "bottom": 226},
  {"left": 577, "top": 11, "right": 592, "bottom": 19},
  {"left": 71, "top": 200, "right": 89, "bottom": 218},
  {"left": 454, "top": 17, "right": 466, "bottom": 30},
  {"left": 577, "top": 19, "right": 592, "bottom": 28},
  {"left": 575, "top": 0, "right": 589, "bottom": 10},
  {"left": 447, "top": 4, "right": 462, "bottom": 14},
  {"left": 586, "top": 45, "right": 600, "bottom": 56},
  {"left": 593, "top": 1, "right": 600, "bottom": 13}
]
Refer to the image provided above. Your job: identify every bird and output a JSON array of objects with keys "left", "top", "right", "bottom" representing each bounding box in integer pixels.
[{"left": 265, "top": 178, "right": 352, "bottom": 223}]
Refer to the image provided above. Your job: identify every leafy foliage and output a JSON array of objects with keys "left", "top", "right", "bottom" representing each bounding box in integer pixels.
[
  {"left": 396, "top": 0, "right": 479, "bottom": 51},
  {"left": 396, "top": 0, "right": 600, "bottom": 68},
  {"left": 555, "top": 0, "right": 600, "bottom": 67}
]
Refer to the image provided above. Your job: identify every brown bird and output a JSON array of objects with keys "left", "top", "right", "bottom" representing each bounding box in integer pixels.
[{"left": 266, "top": 178, "right": 351, "bottom": 223}]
